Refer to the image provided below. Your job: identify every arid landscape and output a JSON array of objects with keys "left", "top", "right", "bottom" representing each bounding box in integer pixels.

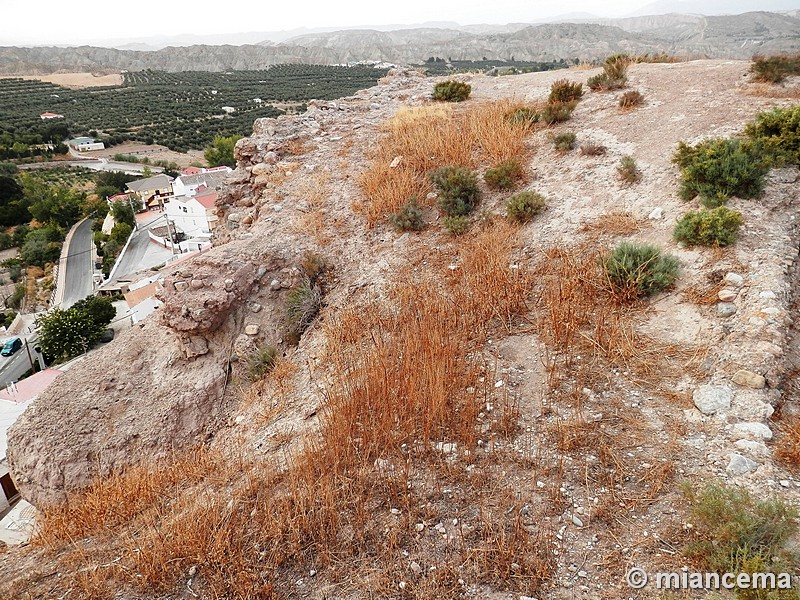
[{"left": 0, "top": 55, "right": 797, "bottom": 599}]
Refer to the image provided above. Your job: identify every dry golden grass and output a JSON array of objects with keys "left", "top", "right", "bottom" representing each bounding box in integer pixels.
[
  {"left": 358, "top": 102, "right": 535, "bottom": 226},
  {"left": 741, "top": 83, "right": 800, "bottom": 99},
  {"left": 775, "top": 416, "right": 800, "bottom": 469},
  {"left": 22, "top": 220, "right": 554, "bottom": 600},
  {"left": 579, "top": 211, "right": 645, "bottom": 240},
  {"left": 532, "top": 244, "right": 704, "bottom": 389}
]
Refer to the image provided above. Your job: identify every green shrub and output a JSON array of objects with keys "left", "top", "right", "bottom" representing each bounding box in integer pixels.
[
  {"left": 506, "top": 191, "right": 546, "bottom": 223},
  {"left": 389, "top": 198, "right": 426, "bottom": 231},
  {"left": 443, "top": 215, "right": 469, "bottom": 235},
  {"left": 750, "top": 53, "right": 800, "bottom": 84},
  {"left": 432, "top": 80, "right": 472, "bottom": 102},
  {"left": 745, "top": 105, "right": 800, "bottom": 167},
  {"left": 673, "top": 138, "right": 771, "bottom": 207},
  {"left": 587, "top": 55, "right": 631, "bottom": 92},
  {"left": 617, "top": 155, "right": 640, "bottom": 184},
  {"left": 548, "top": 79, "right": 584, "bottom": 104},
  {"left": 673, "top": 206, "right": 744, "bottom": 247},
  {"left": 541, "top": 101, "right": 577, "bottom": 124},
  {"left": 430, "top": 166, "right": 481, "bottom": 216},
  {"left": 552, "top": 132, "right": 577, "bottom": 152},
  {"left": 602, "top": 241, "right": 679, "bottom": 300},
  {"left": 604, "top": 54, "right": 631, "bottom": 80},
  {"left": 683, "top": 481, "right": 798, "bottom": 584},
  {"left": 484, "top": 159, "right": 525, "bottom": 190},
  {"left": 619, "top": 90, "right": 644, "bottom": 108},
  {"left": 504, "top": 106, "right": 540, "bottom": 126},
  {"left": 247, "top": 345, "right": 278, "bottom": 381}
]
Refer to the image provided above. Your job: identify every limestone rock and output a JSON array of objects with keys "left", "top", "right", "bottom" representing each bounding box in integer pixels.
[
  {"left": 718, "top": 289, "right": 737, "bottom": 302},
  {"left": 732, "top": 369, "right": 766, "bottom": 389},
  {"left": 174, "top": 281, "right": 188, "bottom": 292},
  {"left": 648, "top": 207, "right": 663, "bottom": 220},
  {"left": 184, "top": 335, "right": 209, "bottom": 359},
  {"left": 726, "top": 453, "right": 759, "bottom": 476},
  {"left": 692, "top": 384, "right": 733, "bottom": 415},
  {"left": 724, "top": 272, "right": 744, "bottom": 287},
  {"left": 717, "top": 302, "right": 737, "bottom": 317},
  {"left": 734, "top": 439, "right": 770, "bottom": 457},
  {"left": 245, "top": 324, "right": 260, "bottom": 336},
  {"left": 732, "top": 422, "right": 773, "bottom": 441}
]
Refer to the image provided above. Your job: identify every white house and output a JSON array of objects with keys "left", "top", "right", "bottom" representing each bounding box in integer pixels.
[
  {"left": 171, "top": 167, "right": 230, "bottom": 198},
  {"left": 165, "top": 190, "right": 217, "bottom": 238}
]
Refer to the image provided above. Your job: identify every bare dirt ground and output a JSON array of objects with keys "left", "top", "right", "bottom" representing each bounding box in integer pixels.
[
  {"left": 94, "top": 142, "right": 203, "bottom": 169},
  {"left": 0, "top": 72, "right": 122, "bottom": 88},
  {"left": 0, "top": 60, "right": 798, "bottom": 599}
]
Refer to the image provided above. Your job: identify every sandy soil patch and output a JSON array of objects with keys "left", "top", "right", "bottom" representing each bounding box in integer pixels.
[{"left": 0, "top": 72, "right": 122, "bottom": 88}]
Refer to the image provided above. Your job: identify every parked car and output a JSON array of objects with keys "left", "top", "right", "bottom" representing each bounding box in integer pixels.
[{"left": 1, "top": 337, "right": 22, "bottom": 356}]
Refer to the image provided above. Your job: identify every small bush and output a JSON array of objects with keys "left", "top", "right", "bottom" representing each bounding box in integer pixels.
[
  {"left": 506, "top": 191, "right": 546, "bottom": 223},
  {"left": 580, "top": 143, "right": 606, "bottom": 156},
  {"left": 432, "top": 80, "right": 472, "bottom": 102},
  {"left": 552, "top": 131, "right": 577, "bottom": 152},
  {"left": 548, "top": 79, "right": 584, "bottom": 104},
  {"left": 745, "top": 105, "right": 800, "bottom": 166},
  {"left": 683, "top": 481, "right": 798, "bottom": 581},
  {"left": 285, "top": 279, "right": 322, "bottom": 344},
  {"left": 602, "top": 241, "right": 679, "bottom": 300},
  {"left": 247, "top": 345, "right": 278, "bottom": 381},
  {"left": 430, "top": 166, "right": 481, "bottom": 216},
  {"left": 588, "top": 54, "right": 631, "bottom": 92},
  {"left": 389, "top": 198, "right": 426, "bottom": 231},
  {"left": 619, "top": 90, "right": 644, "bottom": 109},
  {"left": 484, "top": 159, "right": 525, "bottom": 190},
  {"left": 750, "top": 53, "right": 800, "bottom": 84},
  {"left": 673, "top": 138, "right": 771, "bottom": 207},
  {"left": 673, "top": 206, "right": 744, "bottom": 247},
  {"left": 443, "top": 215, "right": 470, "bottom": 235},
  {"left": 504, "top": 106, "right": 541, "bottom": 126},
  {"left": 617, "top": 155, "right": 640, "bottom": 184},
  {"left": 541, "top": 101, "right": 577, "bottom": 124}
]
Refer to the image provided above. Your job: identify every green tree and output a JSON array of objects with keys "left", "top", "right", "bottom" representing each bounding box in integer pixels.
[
  {"left": 20, "top": 226, "right": 62, "bottom": 268},
  {"left": 22, "top": 176, "right": 83, "bottom": 229},
  {"left": 204, "top": 134, "right": 241, "bottom": 168},
  {"left": 70, "top": 295, "right": 116, "bottom": 329},
  {"left": 0, "top": 175, "right": 30, "bottom": 226},
  {"left": 110, "top": 202, "right": 135, "bottom": 228},
  {"left": 36, "top": 306, "right": 106, "bottom": 362}
]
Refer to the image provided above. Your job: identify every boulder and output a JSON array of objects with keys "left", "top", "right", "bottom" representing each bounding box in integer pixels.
[
  {"left": 732, "top": 369, "right": 766, "bottom": 389},
  {"left": 692, "top": 384, "right": 733, "bottom": 415},
  {"left": 732, "top": 422, "right": 773, "bottom": 441},
  {"left": 726, "top": 453, "right": 759, "bottom": 476}
]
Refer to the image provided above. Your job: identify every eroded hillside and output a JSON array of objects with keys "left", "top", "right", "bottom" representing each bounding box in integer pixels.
[{"left": 1, "top": 60, "right": 799, "bottom": 599}]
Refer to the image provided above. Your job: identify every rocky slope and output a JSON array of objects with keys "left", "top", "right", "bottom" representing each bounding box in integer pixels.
[
  {"left": 1, "top": 12, "right": 799, "bottom": 74},
  {"left": 2, "top": 59, "right": 800, "bottom": 598}
]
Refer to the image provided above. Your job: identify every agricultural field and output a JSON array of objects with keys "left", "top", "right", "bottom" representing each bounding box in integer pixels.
[
  {"left": 0, "top": 64, "right": 389, "bottom": 153},
  {"left": 415, "top": 58, "right": 570, "bottom": 75}
]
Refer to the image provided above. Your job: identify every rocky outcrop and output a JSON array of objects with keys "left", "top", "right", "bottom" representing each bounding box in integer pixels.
[{"left": 6, "top": 243, "right": 295, "bottom": 507}]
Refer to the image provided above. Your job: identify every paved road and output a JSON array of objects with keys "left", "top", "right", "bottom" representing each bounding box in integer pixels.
[
  {"left": 60, "top": 219, "right": 94, "bottom": 308},
  {"left": 0, "top": 335, "right": 40, "bottom": 389}
]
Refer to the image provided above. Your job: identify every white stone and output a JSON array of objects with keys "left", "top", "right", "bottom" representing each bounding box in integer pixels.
[
  {"left": 390, "top": 155, "right": 403, "bottom": 168},
  {"left": 734, "top": 439, "right": 770, "bottom": 457},
  {"left": 571, "top": 514, "right": 584, "bottom": 527},
  {"left": 726, "top": 453, "right": 759, "bottom": 476},
  {"left": 717, "top": 302, "right": 737, "bottom": 317},
  {"left": 759, "top": 291, "right": 777, "bottom": 299},
  {"left": 724, "top": 272, "right": 744, "bottom": 286},
  {"left": 692, "top": 384, "right": 733, "bottom": 415},
  {"left": 718, "top": 289, "right": 737, "bottom": 302},
  {"left": 732, "top": 422, "right": 773, "bottom": 441},
  {"left": 245, "top": 324, "right": 260, "bottom": 336},
  {"left": 648, "top": 207, "right": 664, "bottom": 220}
]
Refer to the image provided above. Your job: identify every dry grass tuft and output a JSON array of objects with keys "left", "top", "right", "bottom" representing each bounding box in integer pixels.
[
  {"left": 775, "top": 416, "right": 800, "bottom": 469},
  {"left": 579, "top": 211, "right": 645, "bottom": 240},
  {"left": 358, "top": 102, "right": 535, "bottom": 226},
  {"left": 741, "top": 83, "right": 800, "bottom": 99}
]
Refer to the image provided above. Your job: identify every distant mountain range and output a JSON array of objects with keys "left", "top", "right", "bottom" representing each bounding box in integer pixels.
[{"left": 0, "top": 11, "right": 798, "bottom": 74}]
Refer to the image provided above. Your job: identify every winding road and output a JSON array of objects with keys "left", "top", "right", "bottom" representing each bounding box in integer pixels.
[{"left": 59, "top": 219, "right": 94, "bottom": 309}]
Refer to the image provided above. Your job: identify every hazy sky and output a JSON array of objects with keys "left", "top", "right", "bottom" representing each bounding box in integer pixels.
[{"left": 1, "top": 0, "right": 797, "bottom": 45}]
